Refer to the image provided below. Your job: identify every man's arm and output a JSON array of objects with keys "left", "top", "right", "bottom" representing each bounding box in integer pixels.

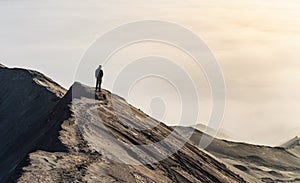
[{"left": 95, "top": 68, "right": 99, "bottom": 78}]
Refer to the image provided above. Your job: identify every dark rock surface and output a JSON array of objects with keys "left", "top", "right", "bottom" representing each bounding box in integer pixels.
[{"left": 0, "top": 65, "right": 66, "bottom": 182}]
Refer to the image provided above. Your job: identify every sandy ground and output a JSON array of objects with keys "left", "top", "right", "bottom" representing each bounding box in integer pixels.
[
  {"left": 18, "top": 82, "right": 248, "bottom": 183},
  {"left": 176, "top": 126, "right": 300, "bottom": 182}
]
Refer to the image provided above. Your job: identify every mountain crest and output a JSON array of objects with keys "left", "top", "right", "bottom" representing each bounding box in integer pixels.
[{"left": 0, "top": 66, "right": 248, "bottom": 183}]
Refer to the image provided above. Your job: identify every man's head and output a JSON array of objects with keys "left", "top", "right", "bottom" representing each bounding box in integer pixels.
[{"left": 99, "top": 65, "right": 102, "bottom": 69}]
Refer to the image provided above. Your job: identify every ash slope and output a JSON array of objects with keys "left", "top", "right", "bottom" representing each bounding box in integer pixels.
[
  {"left": 18, "top": 82, "right": 248, "bottom": 183},
  {"left": 0, "top": 65, "right": 66, "bottom": 182},
  {"left": 176, "top": 127, "right": 300, "bottom": 182}
]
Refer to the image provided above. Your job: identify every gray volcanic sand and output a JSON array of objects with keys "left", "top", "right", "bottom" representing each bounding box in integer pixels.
[
  {"left": 176, "top": 127, "right": 300, "bottom": 182},
  {"left": 18, "top": 83, "right": 248, "bottom": 183}
]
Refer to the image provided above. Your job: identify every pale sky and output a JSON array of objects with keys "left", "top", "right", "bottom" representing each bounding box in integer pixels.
[{"left": 1, "top": 0, "right": 300, "bottom": 146}]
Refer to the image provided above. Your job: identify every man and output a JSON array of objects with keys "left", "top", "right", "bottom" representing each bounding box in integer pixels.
[{"left": 95, "top": 65, "right": 103, "bottom": 92}]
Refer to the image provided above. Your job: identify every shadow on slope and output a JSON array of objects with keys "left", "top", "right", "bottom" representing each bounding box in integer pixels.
[
  {"left": 0, "top": 65, "right": 67, "bottom": 182},
  {"left": 19, "top": 82, "right": 249, "bottom": 183}
]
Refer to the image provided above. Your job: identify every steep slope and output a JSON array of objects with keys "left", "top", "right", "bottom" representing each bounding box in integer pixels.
[
  {"left": 0, "top": 65, "right": 66, "bottom": 182},
  {"left": 18, "top": 82, "right": 249, "bottom": 183},
  {"left": 176, "top": 127, "right": 300, "bottom": 182}
]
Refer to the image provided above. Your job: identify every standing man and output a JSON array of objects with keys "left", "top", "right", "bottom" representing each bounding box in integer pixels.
[{"left": 95, "top": 65, "right": 104, "bottom": 92}]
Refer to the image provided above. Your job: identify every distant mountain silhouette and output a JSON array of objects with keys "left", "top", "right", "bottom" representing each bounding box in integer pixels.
[
  {"left": 281, "top": 136, "right": 300, "bottom": 159},
  {"left": 281, "top": 136, "right": 300, "bottom": 149},
  {"left": 192, "top": 123, "right": 232, "bottom": 139}
]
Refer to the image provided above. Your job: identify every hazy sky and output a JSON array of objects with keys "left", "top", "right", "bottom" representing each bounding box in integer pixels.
[{"left": 1, "top": 0, "right": 300, "bottom": 146}]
